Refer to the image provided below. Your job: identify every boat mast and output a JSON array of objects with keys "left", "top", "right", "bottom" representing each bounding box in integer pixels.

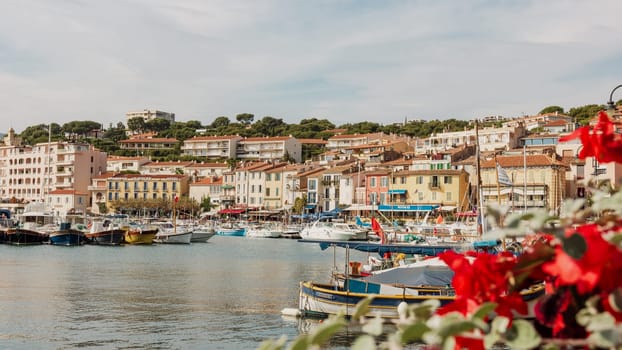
[{"left": 474, "top": 119, "right": 485, "bottom": 236}]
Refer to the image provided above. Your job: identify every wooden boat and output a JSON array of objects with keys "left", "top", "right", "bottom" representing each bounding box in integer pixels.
[
  {"left": 4, "top": 228, "right": 49, "bottom": 245},
  {"left": 154, "top": 222, "right": 193, "bottom": 244},
  {"left": 123, "top": 225, "right": 157, "bottom": 244},
  {"left": 49, "top": 223, "right": 87, "bottom": 246},
  {"left": 85, "top": 217, "right": 126, "bottom": 245},
  {"left": 298, "top": 256, "right": 545, "bottom": 319}
]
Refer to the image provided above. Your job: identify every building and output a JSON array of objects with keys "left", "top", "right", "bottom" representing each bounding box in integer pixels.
[
  {"left": 189, "top": 176, "right": 223, "bottom": 210},
  {"left": 0, "top": 140, "right": 107, "bottom": 204},
  {"left": 140, "top": 161, "right": 195, "bottom": 175},
  {"left": 118, "top": 137, "right": 179, "bottom": 153},
  {"left": 106, "top": 156, "right": 150, "bottom": 173},
  {"left": 104, "top": 173, "right": 189, "bottom": 211},
  {"left": 126, "top": 109, "right": 175, "bottom": 124},
  {"left": 414, "top": 124, "right": 526, "bottom": 153},
  {"left": 480, "top": 154, "right": 569, "bottom": 212},
  {"left": 326, "top": 133, "right": 384, "bottom": 151},
  {"left": 47, "top": 189, "right": 89, "bottom": 217},
  {"left": 181, "top": 135, "right": 242, "bottom": 159},
  {"left": 237, "top": 136, "right": 302, "bottom": 163}
]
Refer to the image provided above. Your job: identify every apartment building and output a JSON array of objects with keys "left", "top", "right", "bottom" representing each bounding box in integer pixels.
[
  {"left": 104, "top": 173, "right": 189, "bottom": 211},
  {"left": 48, "top": 189, "right": 89, "bottom": 216},
  {"left": 118, "top": 137, "right": 179, "bottom": 153},
  {"left": 106, "top": 156, "right": 150, "bottom": 173},
  {"left": 181, "top": 135, "right": 242, "bottom": 159},
  {"left": 125, "top": 109, "right": 175, "bottom": 124},
  {"left": 237, "top": 136, "right": 302, "bottom": 163},
  {"left": 140, "top": 161, "right": 194, "bottom": 175},
  {"left": 0, "top": 140, "right": 107, "bottom": 204},
  {"left": 414, "top": 124, "right": 526, "bottom": 153},
  {"left": 189, "top": 176, "right": 223, "bottom": 209}
]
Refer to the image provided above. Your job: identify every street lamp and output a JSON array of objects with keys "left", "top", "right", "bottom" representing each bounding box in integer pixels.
[{"left": 607, "top": 84, "right": 622, "bottom": 114}]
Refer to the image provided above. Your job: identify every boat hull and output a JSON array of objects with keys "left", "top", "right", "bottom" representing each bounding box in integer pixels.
[
  {"left": 49, "top": 229, "right": 87, "bottom": 246},
  {"left": 4, "top": 228, "right": 49, "bottom": 245},
  {"left": 86, "top": 229, "right": 126, "bottom": 245},
  {"left": 190, "top": 230, "right": 216, "bottom": 242},
  {"left": 298, "top": 280, "right": 545, "bottom": 319},
  {"left": 216, "top": 228, "right": 246, "bottom": 236},
  {"left": 154, "top": 231, "right": 193, "bottom": 244},
  {"left": 123, "top": 229, "right": 157, "bottom": 245}
]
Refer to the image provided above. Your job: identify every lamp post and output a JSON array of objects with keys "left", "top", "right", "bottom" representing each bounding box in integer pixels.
[{"left": 607, "top": 84, "right": 622, "bottom": 114}]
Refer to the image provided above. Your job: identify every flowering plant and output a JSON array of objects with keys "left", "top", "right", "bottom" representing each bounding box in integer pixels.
[{"left": 260, "top": 110, "right": 622, "bottom": 350}]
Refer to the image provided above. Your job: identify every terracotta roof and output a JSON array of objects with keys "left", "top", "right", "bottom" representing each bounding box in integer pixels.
[
  {"left": 111, "top": 173, "right": 186, "bottom": 179},
  {"left": 143, "top": 161, "right": 194, "bottom": 167},
  {"left": 393, "top": 169, "right": 465, "bottom": 176},
  {"left": 481, "top": 154, "right": 568, "bottom": 169},
  {"left": 297, "top": 167, "right": 327, "bottom": 177},
  {"left": 119, "top": 138, "right": 178, "bottom": 143},
  {"left": 185, "top": 135, "right": 241, "bottom": 141},
  {"left": 240, "top": 136, "right": 292, "bottom": 142},
  {"left": 328, "top": 134, "right": 370, "bottom": 140},
  {"left": 192, "top": 177, "right": 223, "bottom": 185},
  {"left": 544, "top": 120, "right": 570, "bottom": 127},
  {"left": 186, "top": 162, "right": 228, "bottom": 168},
  {"left": 297, "top": 138, "right": 328, "bottom": 144},
  {"left": 383, "top": 157, "right": 413, "bottom": 165},
  {"left": 107, "top": 156, "right": 147, "bottom": 161},
  {"left": 49, "top": 189, "right": 88, "bottom": 195},
  {"left": 92, "top": 171, "right": 116, "bottom": 179}
]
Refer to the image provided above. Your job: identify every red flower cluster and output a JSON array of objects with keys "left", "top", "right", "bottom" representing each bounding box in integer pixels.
[
  {"left": 559, "top": 110, "right": 622, "bottom": 163},
  {"left": 438, "top": 250, "right": 527, "bottom": 319}
]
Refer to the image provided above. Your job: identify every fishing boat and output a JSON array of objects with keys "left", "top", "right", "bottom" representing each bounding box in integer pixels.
[
  {"left": 4, "top": 227, "right": 49, "bottom": 245},
  {"left": 123, "top": 223, "right": 157, "bottom": 244},
  {"left": 216, "top": 221, "right": 246, "bottom": 236},
  {"left": 49, "top": 222, "right": 87, "bottom": 246},
  {"left": 153, "top": 222, "right": 193, "bottom": 244},
  {"left": 85, "top": 216, "right": 127, "bottom": 245},
  {"left": 298, "top": 255, "right": 545, "bottom": 319}
]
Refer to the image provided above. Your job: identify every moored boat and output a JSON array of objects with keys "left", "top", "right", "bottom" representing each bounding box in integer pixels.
[
  {"left": 245, "top": 223, "right": 281, "bottom": 238},
  {"left": 85, "top": 217, "right": 126, "bottom": 245},
  {"left": 190, "top": 224, "right": 216, "bottom": 242},
  {"left": 216, "top": 222, "right": 246, "bottom": 236},
  {"left": 49, "top": 222, "right": 87, "bottom": 246},
  {"left": 123, "top": 225, "right": 157, "bottom": 244},
  {"left": 4, "top": 228, "right": 49, "bottom": 245},
  {"left": 299, "top": 220, "right": 357, "bottom": 241},
  {"left": 153, "top": 222, "right": 193, "bottom": 244}
]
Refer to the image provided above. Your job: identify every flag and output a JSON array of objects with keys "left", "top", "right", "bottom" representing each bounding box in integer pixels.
[
  {"left": 174, "top": 195, "right": 179, "bottom": 203},
  {"left": 371, "top": 217, "right": 386, "bottom": 244},
  {"left": 496, "top": 162, "right": 512, "bottom": 186}
]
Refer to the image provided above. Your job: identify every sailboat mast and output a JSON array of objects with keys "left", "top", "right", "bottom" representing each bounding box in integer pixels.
[{"left": 474, "top": 119, "right": 485, "bottom": 235}]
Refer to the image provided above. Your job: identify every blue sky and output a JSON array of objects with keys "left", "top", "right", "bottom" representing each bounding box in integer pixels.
[{"left": 1, "top": 0, "right": 622, "bottom": 133}]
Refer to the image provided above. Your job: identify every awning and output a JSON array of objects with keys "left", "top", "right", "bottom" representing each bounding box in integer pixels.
[
  {"left": 439, "top": 206, "right": 456, "bottom": 211},
  {"left": 378, "top": 204, "right": 439, "bottom": 212},
  {"left": 388, "top": 189, "right": 407, "bottom": 195},
  {"left": 218, "top": 208, "right": 245, "bottom": 215},
  {"left": 343, "top": 204, "right": 374, "bottom": 211},
  {"left": 221, "top": 185, "right": 234, "bottom": 190},
  {"left": 305, "top": 204, "right": 316, "bottom": 209}
]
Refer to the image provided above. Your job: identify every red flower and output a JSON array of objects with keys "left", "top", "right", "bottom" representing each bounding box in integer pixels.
[
  {"left": 559, "top": 110, "right": 622, "bottom": 163},
  {"left": 542, "top": 223, "right": 622, "bottom": 294},
  {"left": 439, "top": 251, "right": 527, "bottom": 319}
]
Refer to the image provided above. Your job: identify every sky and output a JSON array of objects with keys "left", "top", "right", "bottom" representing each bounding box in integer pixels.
[{"left": 1, "top": 0, "right": 622, "bottom": 133}]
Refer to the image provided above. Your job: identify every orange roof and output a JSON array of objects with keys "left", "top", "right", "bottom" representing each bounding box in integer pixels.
[
  {"left": 143, "top": 161, "right": 194, "bottom": 167},
  {"left": 298, "top": 138, "right": 327, "bottom": 145},
  {"left": 328, "top": 134, "right": 370, "bottom": 140},
  {"left": 240, "top": 136, "right": 292, "bottom": 142},
  {"left": 92, "top": 171, "right": 116, "bottom": 179},
  {"left": 111, "top": 173, "right": 186, "bottom": 179},
  {"left": 186, "top": 162, "right": 228, "bottom": 168},
  {"left": 192, "top": 177, "right": 223, "bottom": 185},
  {"left": 119, "top": 138, "right": 178, "bottom": 143},
  {"left": 185, "top": 135, "right": 241, "bottom": 141},
  {"left": 49, "top": 189, "right": 86, "bottom": 195},
  {"left": 481, "top": 154, "right": 568, "bottom": 168},
  {"left": 544, "top": 120, "right": 570, "bottom": 127}
]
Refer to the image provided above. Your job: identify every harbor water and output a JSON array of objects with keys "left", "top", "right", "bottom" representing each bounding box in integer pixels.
[{"left": 0, "top": 236, "right": 371, "bottom": 349}]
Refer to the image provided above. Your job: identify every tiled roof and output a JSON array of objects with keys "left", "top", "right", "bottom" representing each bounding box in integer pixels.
[
  {"left": 481, "top": 154, "right": 567, "bottom": 168},
  {"left": 111, "top": 173, "right": 186, "bottom": 179},
  {"left": 143, "top": 161, "right": 194, "bottom": 167},
  {"left": 186, "top": 162, "right": 228, "bottom": 168},
  {"left": 328, "top": 134, "right": 370, "bottom": 140},
  {"left": 240, "top": 136, "right": 291, "bottom": 142},
  {"left": 186, "top": 135, "right": 241, "bottom": 141},
  {"left": 297, "top": 138, "right": 328, "bottom": 144},
  {"left": 192, "top": 177, "right": 223, "bottom": 185},
  {"left": 119, "top": 138, "right": 178, "bottom": 143}
]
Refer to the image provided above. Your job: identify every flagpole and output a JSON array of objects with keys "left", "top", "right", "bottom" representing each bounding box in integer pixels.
[
  {"left": 474, "top": 119, "right": 484, "bottom": 236},
  {"left": 494, "top": 154, "right": 501, "bottom": 204},
  {"left": 523, "top": 145, "right": 527, "bottom": 212}
]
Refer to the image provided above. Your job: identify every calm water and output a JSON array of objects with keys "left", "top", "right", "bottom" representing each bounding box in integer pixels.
[{"left": 0, "top": 236, "right": 371, "bottom": 349}]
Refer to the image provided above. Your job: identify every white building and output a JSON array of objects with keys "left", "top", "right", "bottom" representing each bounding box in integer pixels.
[
  {"left": 414, "top": 124, "right": 526, "bottom": 153},
  {"left": 47, "top": 189, "right": 89, "bottom": 217},
  {"left": 237, "top": 136, "right": 302, "bottom": 163},
  {"left": 126, "top": 109, "right": 175, "bottom": 124},
  {"left": 106, "top": 156, "right": 150, "bottom": 173},
  {"left": 182, "top": 135, "right": 242, "bottom": 159}
]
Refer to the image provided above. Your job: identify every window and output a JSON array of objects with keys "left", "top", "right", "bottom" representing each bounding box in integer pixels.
[
  {"left": 134, "top": 182, "right": 138, "bottom": 191},
  {"left": 431, "top": 176, "right": 439, "bottom": 188},
  {"left": 416, "top": 176, "right": 423, "bottom": 184},
  {"left": 432, "top": 192, "right": 437, "bottom": 200},
  {"left": 370, "top": 177, "right": 376, "bottom": 187},
  {"left": 172, "top": 182, "right": 177, "bottom": 191},
  {"left": 251, "top": 185, "right": 255, "bottom": 193},
  {"left": 266, "top": 173, "right": 272, "bottom": 181},
  {"left": 108, "top": 182, "right": 112, "bottom": 190},
  {"left": 143, "top": 182, "right": 148, "bottom": 191},
  {"left": 108, "top": 192, "right": 112, "bottom": 200},
  {"left": 163, "top": 182, "right": 167, "bottom": 191},
  {"left": 444, "top": 176, "right": 452, "bottom": 184},
  {"left": 266, "top": 188, "right": 270, "bottom": 196},
  {"left": 380, "top": 176, "right": 388, "bottom": 187},
  {"left": 276, "top": 188, "right": 279, "bottom": 196},
  {"left": 276, "top": 173, "right": 281, "bottom": 181},
  {"left": 401, "top": 176, "right": 406, "bottom": 184},
  {"left": 124, "top": 182, "right": 129, "bottom": 190},
  {"left": 446, "top": 192, "right": 452, "bottom": 201},
  {"left": 153, "top": 182, "right": 157, "bottom": 191}
]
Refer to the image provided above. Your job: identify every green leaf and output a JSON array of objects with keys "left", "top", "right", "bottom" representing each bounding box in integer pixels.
[
  {"left": 483, "top": 332, "right": 500, "bottom": 349},
  {"left": 352, "top": 295, "right": 375, "bottom": 320},
  {"left": 437, "top": 320, "right": 479, "bottom": 338},
  {"left": 471, "top": 302, "right": 498, "bottom": 321},
  {"left": 399, "top": 322, "right": 430, "bottom": 344},
  {"left": 584, "top": 312, "right": 616, "bottom": 332},
  {"left": 308, "top": 317, "right": 347, "bottom": 345},
  {"left": 562, "top": 232, "right": 587, "bottom": 259},
  {"left": 489, "top": 316, "right": 510, "bottom": 334},
  {"left": 361, "top": 316, "right": 384, "bottom": 337},
  {"left": 503, "top": 319, "right": 541, "bottom": 349},
  {"left": 289, "top": 335, "right": 310, "bottom": 350},
  {"left": 351, "top": 335, "right": 376, "bottom": 350}
]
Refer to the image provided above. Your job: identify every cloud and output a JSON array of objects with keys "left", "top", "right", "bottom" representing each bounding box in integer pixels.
[{"left": 1, "top": 0, "right": 621, "bottom": 133}]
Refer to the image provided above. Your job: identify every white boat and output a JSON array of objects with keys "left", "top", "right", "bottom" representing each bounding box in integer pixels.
[
  {"left": 330, "top": 222, "right": 369, "bottom": 240},
  {"left": 246, "top": 223, "right": 281, "bottom": 238},
  {"left": 299, "top": 220, "right": 357, "bottom": 241},
  {"left": 153, "top": 222, "right": 193, "bottom": 244},
  {"left": 191, "top": 223, "right": 216, "bottom": 242}
]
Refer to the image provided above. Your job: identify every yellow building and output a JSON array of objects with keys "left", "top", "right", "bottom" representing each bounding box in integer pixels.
[
  {"left": 480, "top": 154, "right": 568, "bottom": 212},
  {"left": 264, "top": 166, "right": 285, "bottom": 210},
  {"left": 385, "top": 169, "right": 470, "bottom": 214},
  {"left": 104, "top": 173, "right": 189, "bottom": 210}
]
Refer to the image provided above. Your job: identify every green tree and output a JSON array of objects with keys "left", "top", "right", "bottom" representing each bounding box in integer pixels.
[
  {"left": 211, "top": 116, "right": 230, "bottom": 129},
  {"left": 145, "top": 118, "right": 171, "bottom": 133},
  {"left": 236, "top": 113, "right": 254, "bottom": 125},
  {"left": 200, "top": 196, "right": 214, "bottom": 212},
  {"left": 568, "top": 104, "right": 604, "bottom": 126},
  {"left": 127, "top": 117, "right": 145, "bottom": 134},
  {"left": 539, "top": 105, "right": 565, "bottom": 114}
]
